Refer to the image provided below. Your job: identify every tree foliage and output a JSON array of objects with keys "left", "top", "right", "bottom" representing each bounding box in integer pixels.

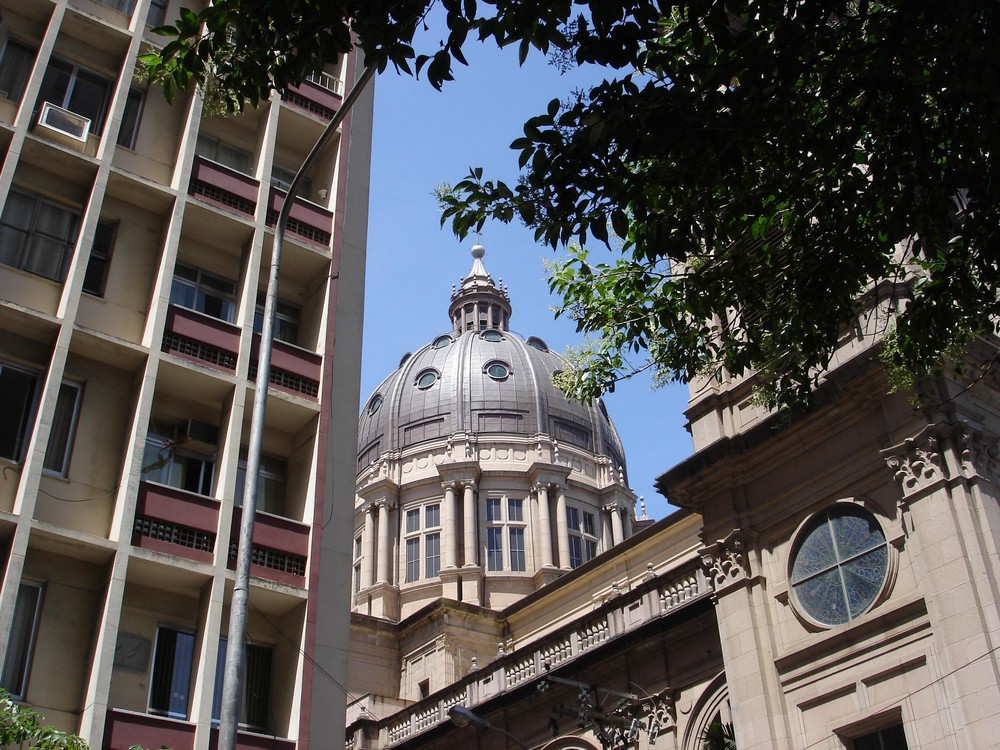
[
  {"left": 0, "top": 690, "right": 89, "bottom": 750},
  {"left": 141, "top": 0, "right": 999, "bottom": 408}
]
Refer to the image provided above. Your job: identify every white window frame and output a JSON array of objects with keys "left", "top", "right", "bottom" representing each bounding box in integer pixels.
[
  {"left": 485, "top": 496, "right": 527, "bottom": 572},
  {"left": 169, "top": 263, "right": 237, "bottom": 323},
  {"left": 567, "top": 506, "right": 598, "bottom": 569},
  {"left": 403, "top": 503, "right": 441, "bottom": 582}
]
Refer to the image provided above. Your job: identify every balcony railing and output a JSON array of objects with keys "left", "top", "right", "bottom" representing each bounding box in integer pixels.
[
  {"left": 266, "top": 188, "right": 334, "bottom": 248},
  {"left": 250, "top": 333, "right": 322, "bottom": 399},
  {"left": 104, "top": 709, "right": 196, "bottom": 750},
  {"left": 189, "top": 156, "right": 259, "bottom": 217},
  {"left": 163, "top": 305, "right": 240, "bottom": 372},
  {"left": 229, "top": 507, "right": 309, "bottom": 587},
  {"left": 283, "top": 79, "right": 341, "bottom": 120},
  {"left": 209, "top": 727, "right": 296, "bottom": 750},
  {"left": 134, "top": 482, "right": 220, "bottom": 564},
  {"left": 350, "top": 563, "right": 710, "bottom": 748}
]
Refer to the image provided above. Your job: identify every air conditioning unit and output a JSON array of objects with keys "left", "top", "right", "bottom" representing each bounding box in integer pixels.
[{"left": 36, "top": 102, "right": 90, "bottom": 150}]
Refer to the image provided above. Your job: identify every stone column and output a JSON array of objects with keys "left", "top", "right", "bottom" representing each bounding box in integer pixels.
[
  {"left": 376, "top": 501, "right": 391, "bottom": 584},
  {"left": 623, "top": 505, "right": 633, "bottom": 539},
  {"left": 442, "top": 481, "right": 457, "bottom": 569},
  {"left": 555, "top": 485, "right": 570, "bottom": 570},
  {"left": 608, "top": 503, "right": 624, "bottom": 545},
  {"left": 361, "top": 504, "right": 375, "bottom": 589},
  {"left": 535, "top": 483, "right": 554, "bottom": 568},
  {"left": 463, "top": 482, "right": 477, "bottom": 566}
]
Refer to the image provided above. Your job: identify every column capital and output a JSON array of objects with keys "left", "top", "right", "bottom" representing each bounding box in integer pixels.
[
  {"left": 442, "top": 480, "right": 460, "bottom": 492},
  {"left": 373, "top": 499, "right": 396, "bottom": 512},
  {"left": 602, "top": 502, "right": 621, "bottom": 514}
]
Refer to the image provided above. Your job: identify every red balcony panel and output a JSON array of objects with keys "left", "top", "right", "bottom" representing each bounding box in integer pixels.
[
  {"left": 251, "top": 333, "right": 322, "bottom": 394},
  {"left": 104, "top": 709, "right": 196, "bottom": 750},
  {"left": 266, "top": 188, "right": 334, "bottom": 247},
  {"left": 284, "top": 79, "right": 340, "bottom": 119},
  {"left": 134, "top": 482, "right": 220, "bottom": 564},
  {"left": 189, "top": 156, "right": 259, "bottom": 216},
  {"left": 229, "top": 507, "right": 309, "bottom": 587},
  {"left": 209, "top": 726, "right": 296, "bottom": 750},
  {"left": 164, "top": 305, "right": 240, "bottom": 371}
]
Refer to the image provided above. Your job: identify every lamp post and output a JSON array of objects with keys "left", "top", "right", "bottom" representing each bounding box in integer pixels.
[{"left": 448, "top": 706, "right": 531, "bottom": 750}]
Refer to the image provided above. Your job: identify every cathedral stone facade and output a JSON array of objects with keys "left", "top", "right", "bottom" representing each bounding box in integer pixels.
[{"left": 346, "top": 257, "right": 1000, "bottom": 750}]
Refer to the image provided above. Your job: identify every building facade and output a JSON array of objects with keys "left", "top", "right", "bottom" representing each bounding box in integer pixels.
[
  {"left": 0, "top": 0, "right": 372, "bottom": 748},
  {"left": 346, "top": 270, "right": 1000, "bottom": 750}
]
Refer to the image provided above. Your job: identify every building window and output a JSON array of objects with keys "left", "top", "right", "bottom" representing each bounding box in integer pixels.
[
  {"left": 146, "top": 0, "right": 168, "bottom": 26},
  {"left": 403, "top": 503, "right": 441, "bottom": 582},
  {"left": 432, "top": 335, "right": 452, "bottom": 349},
  {"left": 0, "top": 363, "right": 38, "bottom": 463},
  {"left": 141, "top": 427, "right": 215, "bottom": 496},
  {"left": 0, "top": 363, "right": 81, "bottom": 472},
  {"left": 235, "top": 455, "right": 287, "bottom": 516},
  {"left": 195, "top": 133, "right": 253, "bottom": 175},
  {"left": 0, "top": 39, "right": 36, "bottom": 103},
  {"left": 0, "top": 190, "right": 80, "bottom": 283},
  {"left": 484, "top": 361, "right": 510, "bottom": 381},
  {"left": 405, "top": 537, "right": 419, "bottom": 583},
  {"left": 149, "top": 626, "right": 195, "bottom": 719},
  {"left": 1, "top": 583, "right": 43, "bottom": 699},
  {"left": 82, "top": 221, "right": 115, "bottom": 296},
  {"left": 212, "top": 640, "right": 272, "bottom": 730},
  {"left": 415, "top": 369, "right": 439, "bottom": 389},
  {"left": 254, "top": 295, "right": 300, "bottom": 345},
  {"left": 170, "top": 263, "right": 237, "bottom": 323},
  {"left": 353, "top": 535, "right": 362, "bottom": 592},
  {"left": 486, "top": 495, "right": 527, "bottom": 572},
  {"left": 851, "top": 723, "right": 909, "bottom": 750},
  {"left": 42, "top": 381, "right": 82, "bottom": 476},
  {"left": 116, "top": 89, "right": 144, "bottom": 148},
  {"left": 481, "top": 329, "right": 503, "bottom": 342},
  {"left": 790, "top": 504, "right": 889, "bottom": 627},
  {"left": 366, "top": 394, "right": 383, "bottom": 416},
  {"left": 39, "top": 58, "right": 112, "bottom": 136},
  {"left": 270, "top": 164, "right": 312, "bottom": 196},
  {"left": 567, "top": 506, "right": 598, "bottom": 569}
]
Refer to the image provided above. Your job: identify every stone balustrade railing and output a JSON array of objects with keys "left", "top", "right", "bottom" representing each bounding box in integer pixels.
[{"left": 349, "top": 562, "right": 709, "bottom": 749}]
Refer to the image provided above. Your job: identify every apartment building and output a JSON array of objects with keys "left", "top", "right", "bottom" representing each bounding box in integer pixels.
[{"left": 0, "top": 0, "right": 372, "bottom": 748}]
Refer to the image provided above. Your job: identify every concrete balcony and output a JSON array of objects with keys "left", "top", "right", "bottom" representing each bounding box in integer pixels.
[
  {"left": 266, "top": 188, "right": 334, "bottom": 248},
  {"left": 104, "top": 709, "right": 196, "bottom": 750},
  {"left": 250, "top": 333, "right": 322, "bottom": 399},
  {"left": 163, "top": 305, "right": 240, "bottom": 372},
  {"left": 229, "top": 507, "right": 309, "bottom": 587},
  {"left": 283, "top": 79, "right": 341, "bottom": 120},
  {"left": 133, "top": 482, "right": 220, "bottom": 564},
  {"left": 189, "top": 156, "right": 259, "bottom": 217}
]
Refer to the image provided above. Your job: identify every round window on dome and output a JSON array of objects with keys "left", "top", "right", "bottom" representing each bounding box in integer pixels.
[
  {"left": 432, "top": 335, "right": 453, "bottom": 349},
  {"left": 527, "top": 336, "right": 548, "bottom": 351},
  {"left": 485, "top": 362, "right": 510, "bottom": 381},
  {"left": 415, "top": 370, "right": 439, "bottom": 389},
  {"left": 481, "top": 329, "right": 504, "bottom": 342},
  {"left": 367, "top": 394, "right": 383, "bottom": 416},
  {"left": 790, "top": 504, "right": 889, "bottom": 627}
]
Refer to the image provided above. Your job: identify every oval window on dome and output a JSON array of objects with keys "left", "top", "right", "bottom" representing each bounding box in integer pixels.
[
  {"left": 481, "top": 329, "right": 504, "bottom": 342},
  {"left": 790, "top": 504, "right": 889, "bottom": 627},
  {"left": 432, "top": 335, "right": 453, "bottom": 349},
  {"left": 367, "top": 394, "right": 383, "bottom": 416},
  {"left": 415, "top": 369, "right": 439, "bottom": 389},
  {"left": 527, "top": 336, "right": 548, "bottom": 351},
  {"left": 485, "top": 362, "right": 511, "bottom": 381},
  {"left": 399, "top": 352, "right": 412, "bottom": 367}
]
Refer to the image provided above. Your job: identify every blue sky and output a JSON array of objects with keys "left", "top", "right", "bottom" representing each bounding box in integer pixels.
[{"left": 361, "top": 40, "right": 692, "bottom": 520}]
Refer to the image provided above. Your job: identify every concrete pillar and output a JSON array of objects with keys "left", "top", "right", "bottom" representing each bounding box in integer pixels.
[
  {"left": 463, "top": 482, "right": 477, "bottom": 566},
  {"left": 609, "top": 504, "right": 624, "bottom": 545},
  {"left": 555, "top": 486, "right": 570, "bottom": 570},
  {"left": 623, "top": 506, "right": 633, "bottom": 539},
  {"left": 535, "top": 484, "right": 554, "bottom": 568},
  {"left": 361, "top": 504, "right": 375, "bottom": 588},
  {"left": 376, "top": 501, "right": 391, "bottom": 584},
  {"left": 443, "top": 482, "right": 457, "bottom": 569}
]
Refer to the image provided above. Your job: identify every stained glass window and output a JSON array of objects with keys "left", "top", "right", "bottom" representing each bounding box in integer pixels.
[{"left": 791, "top": 505, "right": 888, "bottom": 626}]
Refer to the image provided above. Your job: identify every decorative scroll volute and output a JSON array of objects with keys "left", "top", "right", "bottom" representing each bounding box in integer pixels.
[{"left": 699, "top": 530, "right": 749, "bottom": 591}]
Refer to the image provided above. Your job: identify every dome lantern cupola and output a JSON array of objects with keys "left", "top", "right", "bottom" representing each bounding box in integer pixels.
[{"left": 448, "top": 244, "right": 512, "bottom": 335}]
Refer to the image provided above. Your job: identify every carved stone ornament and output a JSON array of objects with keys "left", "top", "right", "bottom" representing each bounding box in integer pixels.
[
  {"left": 960, "top": 426, "right": 1000, "bottom": 484},
  {"left": 884, "top": 434, "right": 943, "bottom": 495},
  {"left": 699, "top": 530, "right": 749, "bottom": 590}
]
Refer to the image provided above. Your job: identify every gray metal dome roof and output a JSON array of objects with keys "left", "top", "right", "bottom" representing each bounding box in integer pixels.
[{"left": 357, "top": 248, "right": 627, "bottom": 477}]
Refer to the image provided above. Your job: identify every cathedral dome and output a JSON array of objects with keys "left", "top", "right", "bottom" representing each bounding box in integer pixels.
[{"left": 357, "top": 247, "right": 627, "bottom": 477}]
